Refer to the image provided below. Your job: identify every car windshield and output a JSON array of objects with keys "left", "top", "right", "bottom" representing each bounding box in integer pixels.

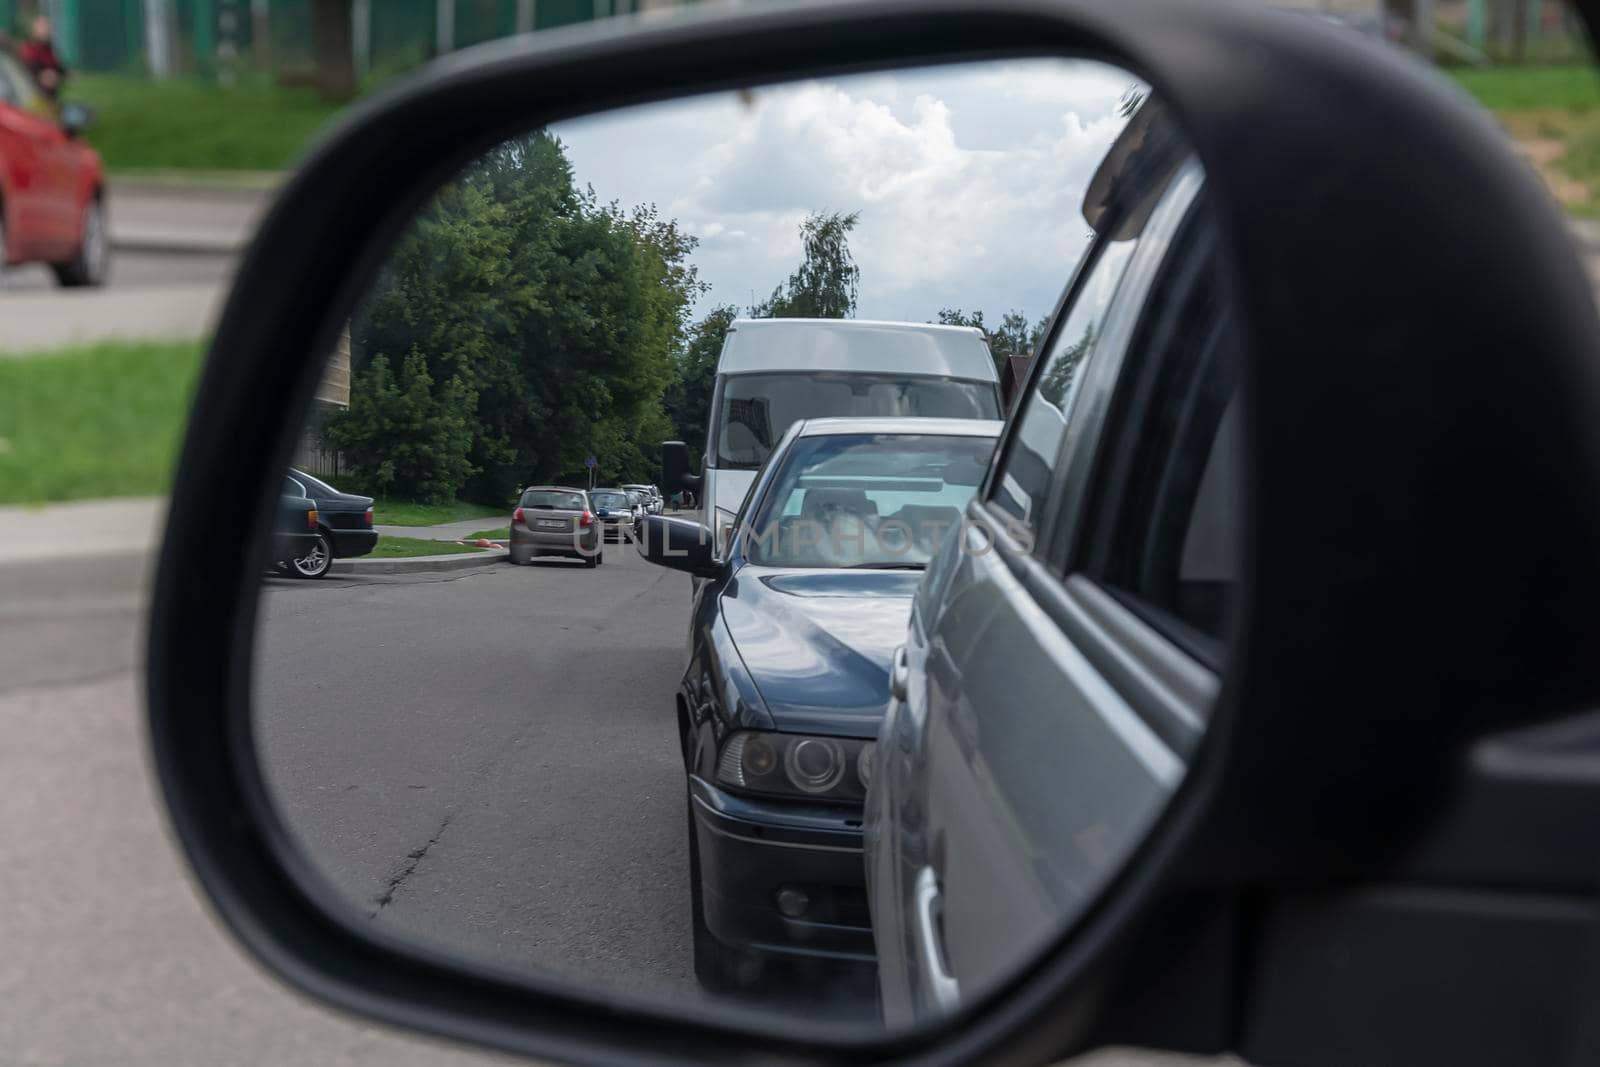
[
  {"left": 521, "top": 490, "right": 586, "bottom": 510},
  {"left": 713, "top": 373, "right": 1001, "bottom": 470},
  {"left": 590, "top": 492, "right": 627, "bottom": 509},
  {"left": 742, "top": 433, "right": 998, "bottom": 569},
  {"left": 625, "top": 492, "right": 642, "bottom": 504}
]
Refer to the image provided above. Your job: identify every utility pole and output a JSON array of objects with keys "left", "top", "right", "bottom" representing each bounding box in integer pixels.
[
  {"left": 351, "top": 0, "right": 369, "bottom": 78},
  {"left": 435, "top": 0, "right": 454, "bottom": 54},
  {"left": 251, "top": 0, "right": 269, "bottom": 70},
  {"left": 144, "top": 0, "right": 173, "bottom": 77}
]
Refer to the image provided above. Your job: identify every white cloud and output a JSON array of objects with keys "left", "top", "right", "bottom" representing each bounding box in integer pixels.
[{"left": 554, "top": 59, "right": 1145, "bottom": 326}]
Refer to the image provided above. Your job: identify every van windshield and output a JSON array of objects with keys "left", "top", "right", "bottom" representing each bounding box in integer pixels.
[{"left": 713, "top": 372, "right": 1000, "bottom": 470}]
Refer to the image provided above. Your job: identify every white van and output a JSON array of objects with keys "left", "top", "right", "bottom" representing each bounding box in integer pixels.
[{"left": 664, "top": 318, "right": 1003, "bottom": 550}]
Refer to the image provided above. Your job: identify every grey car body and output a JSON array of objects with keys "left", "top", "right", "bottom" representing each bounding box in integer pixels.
[
  {"left": 866, "top": 141, "right": 1239, "bottom": 1024},
  {"left": 508, "top": 486, "right": 602, "bottom": 566}
]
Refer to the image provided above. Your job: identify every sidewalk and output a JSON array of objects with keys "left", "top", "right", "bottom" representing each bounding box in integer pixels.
[
  {"left": 373, "top": 517, "right": 504, "bottom": 540},
  {"left": 0, "top": 497, "right": 165, "bottom": 566}
]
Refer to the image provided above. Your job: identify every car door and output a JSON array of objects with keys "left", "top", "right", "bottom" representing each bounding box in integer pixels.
[
  {"left": 903, "top": 157, "right": 1238, "bottom": 1020},
  {"left": 0, "top": 53, "right": 72, "bottom": 255}
]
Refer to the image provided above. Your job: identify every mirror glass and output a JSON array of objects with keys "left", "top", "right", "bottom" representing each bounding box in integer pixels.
[{"left": 253, "top": 57, "right": 1233, "bottom": 1032}]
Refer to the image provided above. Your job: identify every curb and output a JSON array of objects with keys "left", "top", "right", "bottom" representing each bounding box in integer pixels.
[
  {"left": 331, "top": 548, "right": 507, "bottom": 575},
  {"left": 110, "top": 229, "right": 246, "bottom": 256},
  {"left": 1571, "top": 219, "right": 1600, "bottom": 253}
]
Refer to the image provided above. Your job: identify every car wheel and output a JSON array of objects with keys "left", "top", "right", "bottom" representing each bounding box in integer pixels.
[
  {"left": 584, "top": 552, "right": 599, "bottom": 569},
  {"left": 596, "top": 552, "right": 604, "bottom": 566},
  {"left": 686, "top": 787, "right": 763, "bottom": 993},
  {"left": 289, "top": 532, "right": 333, "bottom": 579},
  {"left": 52, "top": 198, "right": 110, "bottom": 288}
]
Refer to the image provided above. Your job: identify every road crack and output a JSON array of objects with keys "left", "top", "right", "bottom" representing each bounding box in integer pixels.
[{"left": 370, "top": 810, "right": 453, "bottom": 916}]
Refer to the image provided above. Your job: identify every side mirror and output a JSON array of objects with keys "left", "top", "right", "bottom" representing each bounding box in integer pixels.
[
  {"left": 58, "top": 102, "right": 92, "bottom": 138},
  {"left": 661, "top": 440, "right": 701, "bottom": 494},
  {"left": 634, "top": 514, "right": 719, "bottom": 578}
]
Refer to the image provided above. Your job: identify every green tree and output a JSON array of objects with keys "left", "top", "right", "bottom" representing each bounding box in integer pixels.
[
  {"left": 350, "top": 131, "right": 706, "bottom": 501},
  {"left": 325, "top": 350, "right": 477, "bottom": 502},
  {"left": 753, "top": 210, "right": 861, "bottom": 318},
  {"left": 664, "top": 304, "right": 737, "bottom": 466}
]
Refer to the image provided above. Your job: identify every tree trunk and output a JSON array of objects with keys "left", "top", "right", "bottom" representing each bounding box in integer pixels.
[{"left": 310, "top": 0, "right": 355, "bottom": 101}]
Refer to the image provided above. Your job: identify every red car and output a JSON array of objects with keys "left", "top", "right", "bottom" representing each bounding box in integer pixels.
[{"left": 0, "top": 51, "right": 107, "bottom": 286}]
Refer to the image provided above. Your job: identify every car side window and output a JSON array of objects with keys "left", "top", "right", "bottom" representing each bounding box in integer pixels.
[
  {"left": 988, "top": 236, "right": 1139, "bottom": 534},
  {"left": 1082, "top": 215, "right": 1240, "bottom": 653}
]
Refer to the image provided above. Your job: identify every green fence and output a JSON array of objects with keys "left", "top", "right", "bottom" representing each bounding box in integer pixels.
[{"left": 18, "top": 0, "right": 672, "bottom": 77}]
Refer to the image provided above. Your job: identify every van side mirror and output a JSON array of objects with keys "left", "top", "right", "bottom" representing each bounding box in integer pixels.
[
  {"left": 634, "top": 514, "right": 719, "bottom": 578},
  {"left": 661, "top": 440, "right": 702, "bottom": 493}
]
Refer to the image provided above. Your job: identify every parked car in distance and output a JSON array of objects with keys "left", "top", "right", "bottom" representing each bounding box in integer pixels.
[
  {"left": 866, "top": 118, "right": 1237, "bottom": 1027},
  {"left": 636, "top": 416, "right": 1001, "bottom": 996},
  {"left": 509, "top": 486, "right": 602, "bottom": 567},
  {"left": 284, "top": 469, "right": 377, "bottom": 578},
  {"left": 0, "top": 52, "right": 108, "bottom": 286},
  {"left": 623, "top": 488, "right": 647, "bottom": 523},
  {"left": 586, "top": 488, "right": 636, "bottom": 542},
  {"left": 622, "top": 483, "right": 663, "bottom": 514},
  {"left": 272, "top": 478, "right": 321, "bottom": 575},
  {"left": 665, "top": 318, "right": 1004, "bottom": 555}
]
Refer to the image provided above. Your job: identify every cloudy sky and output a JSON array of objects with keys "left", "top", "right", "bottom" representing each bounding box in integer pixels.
[{"left": 552, "top": 58, "right": 1140, "bottom": 325}]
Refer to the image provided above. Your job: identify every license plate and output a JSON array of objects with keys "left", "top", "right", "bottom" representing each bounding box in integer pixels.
[{"left": 536, "top": 519, "right": 565, "bottom": 530}]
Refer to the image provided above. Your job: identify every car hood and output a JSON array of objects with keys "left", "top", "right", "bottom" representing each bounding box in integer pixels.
[{"left": 717, "top": 566, "right": 920, "bottom": 737}]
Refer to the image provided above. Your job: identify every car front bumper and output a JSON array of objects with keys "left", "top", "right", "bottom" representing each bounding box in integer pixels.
[{"left": 689, "top": 774, "right": 873, "bottom": 962}]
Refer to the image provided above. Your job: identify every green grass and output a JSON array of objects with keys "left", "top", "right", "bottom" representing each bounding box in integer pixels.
[
  {"left": 0, "top": 341, "right": 206, "bottom": 505},
  {"left": 1446, "top": 65, "right": 1600, "bottom": 217},
  {"left": 463, "top": 526, "right": 511, "bottom": 541},
  {"left": 367, "top": 535, "right": 489, "bottom": 559},
  {"left": 370, "top": 498, "right": 506, "bottom": 526},
  {"left": 66, "top": 74, "right": 345, "bottom": 172},
  {"left": 1449, "top": 65, "right": 1600, "bottom": 111}
]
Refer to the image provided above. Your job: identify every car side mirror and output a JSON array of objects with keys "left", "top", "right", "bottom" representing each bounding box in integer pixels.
[
  {"left": 58, "top": 102, "right": 92, "bottom": 137},
  {"left": 635, "top": 514, "right": 719, "bottom": 578},
  {"left": 661, "top": 440, "right": 701, "bottom": 494},
  {"left": 141, "top": 2, "right": 1600, "bottom": 1067}
]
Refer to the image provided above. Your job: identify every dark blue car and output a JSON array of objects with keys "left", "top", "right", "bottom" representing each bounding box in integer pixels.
[{"left": 635, "top": 415, "right": 1000, "bottom": 997}]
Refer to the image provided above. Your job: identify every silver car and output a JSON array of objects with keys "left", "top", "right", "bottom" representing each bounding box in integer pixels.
[
  {"left": 866, "top": 138, "right": 1237, "bottom": 1025},
  {"left": 508, "top": 486, "right": 603, "bottom": 567}
]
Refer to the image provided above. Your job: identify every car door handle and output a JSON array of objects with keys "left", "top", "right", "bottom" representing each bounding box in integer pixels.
[
  {"left": 913, "top": 866, "right": 960, "bottom": 1013},
  {"left": 889, "top": 644, "right": 910, "bottom": 702}
]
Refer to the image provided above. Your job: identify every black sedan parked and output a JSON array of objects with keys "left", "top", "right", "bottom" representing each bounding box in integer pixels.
[
  {"left": 635, "top": 416, "right": 1000, "bottom": 997},
  {"left": 283, "top": 469, "right": 378, "bottom": 578},
  {"left": 272, "top": 478, "right": 321, "bottom": 572}
]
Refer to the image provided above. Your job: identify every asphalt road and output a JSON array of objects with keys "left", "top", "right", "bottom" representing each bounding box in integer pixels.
[
  {"left": 253, "top": 547, "right": 706, "bottom": 1006},
  {"left": 0, "top": 249, "right": 236, "bottom": 291},
  {"left": 0, "top": 522, "right": 1221, "bottom": 1065}
]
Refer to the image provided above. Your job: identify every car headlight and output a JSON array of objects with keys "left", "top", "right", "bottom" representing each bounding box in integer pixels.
[{"left": 715, "top": 730, "right": 875, "bottom": 802}]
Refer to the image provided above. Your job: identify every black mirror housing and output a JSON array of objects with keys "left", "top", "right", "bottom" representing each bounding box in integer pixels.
[
  {"left": 635, "top": 514, "right": 719, "bottom": 578},
  {"left": 142, "top": 2, "right": 1600, "bottom": 1066},
  {"left": 661, "top": 440, "right": 701, "bottom": 494}
]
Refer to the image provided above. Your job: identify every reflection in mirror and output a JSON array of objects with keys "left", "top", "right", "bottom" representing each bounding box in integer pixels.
[{"left": 253, "top": 58, "right": 1233, "bottom": 1032}]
